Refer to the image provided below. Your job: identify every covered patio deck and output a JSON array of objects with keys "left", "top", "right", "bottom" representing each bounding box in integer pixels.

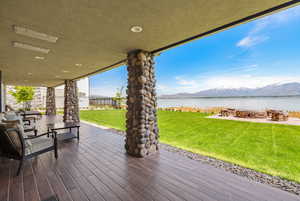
[
  {"left": 0, "top": 116, "right": 299, "bottom": 201},
  {"left": 1, "top": 2, "right": 300, "bottom": 200}
]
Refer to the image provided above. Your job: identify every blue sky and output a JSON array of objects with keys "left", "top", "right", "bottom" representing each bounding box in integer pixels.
[{"left": 90, "top": 6, "right": 300, "bottom": 96}]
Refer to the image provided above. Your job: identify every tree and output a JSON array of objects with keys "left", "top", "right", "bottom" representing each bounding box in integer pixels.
[
  {"left": 113, "top": 86, "right": 124, "bottom": 109},
  {"left": 9, "top": 86, "right": 35, "bottom": 110}
]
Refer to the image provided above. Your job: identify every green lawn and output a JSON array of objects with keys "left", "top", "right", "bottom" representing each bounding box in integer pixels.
[{"left": 80, "top": 110, "right": 300, "bottom": 183}]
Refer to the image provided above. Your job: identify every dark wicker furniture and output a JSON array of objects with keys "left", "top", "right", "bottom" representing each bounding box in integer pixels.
[
  {"left": 2, "top": 119, "right": 38, "bottom": 136},
  {"left": 0, "top": 123, "right": 57, "bottom": 176}
]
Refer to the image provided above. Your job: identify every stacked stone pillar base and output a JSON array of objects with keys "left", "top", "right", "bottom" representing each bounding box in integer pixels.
[{"left": 125, "top": 50, "right": 159, "bottom": 157}]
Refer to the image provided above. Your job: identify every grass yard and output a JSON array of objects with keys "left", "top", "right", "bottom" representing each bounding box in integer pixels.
[{"left": 80, "top": 110, "right": 300, "bottom": 183}]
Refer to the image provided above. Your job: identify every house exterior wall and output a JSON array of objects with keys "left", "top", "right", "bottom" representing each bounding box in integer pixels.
[
  {"left": 55, "top": 77, "right": 89, "bottom": 109},
  {"left": 6, "top": 86, "right": 47, "bottom": 109},
  {"left": 5, "top": 77, "right": 90, "bottom": 109}
]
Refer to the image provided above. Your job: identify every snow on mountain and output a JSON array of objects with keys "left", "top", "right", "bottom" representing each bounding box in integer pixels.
[{"left": 160, "top": 82, "right": 300, "bottom": 98}]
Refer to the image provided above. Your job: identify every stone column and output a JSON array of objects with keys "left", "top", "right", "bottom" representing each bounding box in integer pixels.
[
  {"left": 45, "top": 87, "right": 56, "bottom": 115},
  {"left": 125, "top": 50, "right": 159, "bottom": 157},
  {"left": 63, "top": 80, "right": 79, "bottom": 123}
]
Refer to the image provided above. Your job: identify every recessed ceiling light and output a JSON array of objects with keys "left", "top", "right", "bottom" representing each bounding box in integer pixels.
[
  {"left": 28, "top": 72, "right": 33, "bottom": 75},
  {"left": 13, "top": 25, "right": 58, "bottom": 43},
  {"left": 130, "top": 26, "right": 143, "bottom": 33},
  {"left": 34, "top": 56, "right": 45, "bottom": 60},
  {"left": 75, "top": 63, "right": 82, "bottom": 67},
  {"left": 12, "top": 42, "right": 50, "bottom": 54},
  {"left": 62, "top": 70, "right": 69, "bottom": 73}
]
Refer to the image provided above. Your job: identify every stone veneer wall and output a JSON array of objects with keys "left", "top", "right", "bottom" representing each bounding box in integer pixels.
[
  {"left": 63, "top": 80, "right": 80, "bottom": 123},
  {"left": 125, "top": 50, "right": 159, "bottom": 157},
  {"left": 45, "top": 87, "right": 56, "bottom": 115}
]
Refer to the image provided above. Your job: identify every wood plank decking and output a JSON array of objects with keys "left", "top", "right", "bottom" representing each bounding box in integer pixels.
[{"left": 0, "top": 116, "right": 299, "bottom": 201}]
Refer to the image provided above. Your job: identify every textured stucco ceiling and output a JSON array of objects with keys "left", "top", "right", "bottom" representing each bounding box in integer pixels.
[{"left": 0, "top": 0, "right": 299, "bottom": 87}]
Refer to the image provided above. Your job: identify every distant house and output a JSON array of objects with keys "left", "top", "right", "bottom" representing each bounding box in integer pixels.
[
  {"left": 6, "top": 78, "right": 89, "bottom": 109},
  {"left": 6, "top": 86, "right": 47, "bottom": 109}
]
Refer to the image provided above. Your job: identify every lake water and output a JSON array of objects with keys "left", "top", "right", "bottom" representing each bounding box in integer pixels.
[{"left": 157, "top": 96, "right": 300, "bottom": 111}]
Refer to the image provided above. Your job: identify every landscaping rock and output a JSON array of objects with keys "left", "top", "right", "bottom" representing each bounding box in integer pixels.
[
  {"left": 107, "top": 127, "right": 300, "bottom": 196},
  {"left": 235, "top": 110, "right": 267, "bottom": 119},
  {"left": 272, "top": 111, "right": 289, "bottom": 121},
  {"left": 220, "top": 108, "right": 236, "bottom": 117},
  {"left": 159, "top": 143, "right": 300, "bottom": 196}
]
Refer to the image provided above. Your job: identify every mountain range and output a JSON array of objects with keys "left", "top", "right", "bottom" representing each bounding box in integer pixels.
[{"left": 160, "top": 82, "right": 300, "bottom": 98}]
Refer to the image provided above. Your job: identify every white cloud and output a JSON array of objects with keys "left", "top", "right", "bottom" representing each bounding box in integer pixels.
[
  {"left": 156, "top": 84, "right": 175, "bottom": 95},
  {"left": 252, "top": 5, "right": 300, "bottom": 33},
  {"left": 236, "top": 6, "right": 300, "bottom": 48},
  {"left": 189, "top": 64, "right": 259, "bottom": 79},
  {"left": 157, "top": 84, "right": 168, "bottom": 90},
  {"left": 158, "top": 75, "right": 300, "bottom": 95},
  {"left": 201, "top": 75, "right": 300, "bottom": 89},
  {"left": 175, "top": 76, "right": 197, "bottom": 86},
  {"left": 91, "top": 74, "right": 300, "bottom": 96},
  {"left": 175, "top": 76, "right": 202, "bottom": 92},
  {"left": 237, "top": 36, "right": 269, "bottom": 48},
  {"left": 242, "top": 64, "right": 258, "bottom": 72}
]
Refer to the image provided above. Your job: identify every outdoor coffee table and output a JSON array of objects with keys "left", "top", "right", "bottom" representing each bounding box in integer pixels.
[{"left": 47, "top": 122, "right": 80, "bottom": 141}]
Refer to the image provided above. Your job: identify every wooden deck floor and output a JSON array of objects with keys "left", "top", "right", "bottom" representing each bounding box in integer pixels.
[{"left": 0, "top": 116, "right": 299, "bottom": 201}]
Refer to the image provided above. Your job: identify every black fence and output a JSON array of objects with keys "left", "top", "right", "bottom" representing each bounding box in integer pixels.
[{"left": 89, "top": 97, "right": 118, "bottom": 107}]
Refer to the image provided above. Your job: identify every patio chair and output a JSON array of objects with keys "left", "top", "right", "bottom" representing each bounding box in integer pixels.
[
  {"left": 0, "top": 122, "right": 58, "bottom": 176},
  {"left": 18, "top": 109, "right": 37, "bottom": 125},
  {"left": 2, "top": 111, "right": 37, "bottom": 136},
  {"left": 5, "top": 106, "right": 39, "bottom": 125},
  {"left": 5, "top": 104, "right": 15, "bottom": 112}
]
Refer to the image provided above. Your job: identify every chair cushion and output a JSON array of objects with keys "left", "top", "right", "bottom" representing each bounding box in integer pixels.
[
  {"left": 25, "top": 139, "right": 33, "bottom": 154},
  {"left": 25, "top": 137, "right": 53, "bottom": 156},
  {"left": 4, "top": 111, "right": 18, "bottom": 120},
  {"left": 4, "top": 112, "right": 25, "bottom": 128},
  {"left": 0, "top": 123, "right": 23, "bottom": 159},
  {"left": 3, "top": 112, "right": 29, "bottom": 136},
  {"left": 0, "top": 113, "right": 6, "bottom": 121}
]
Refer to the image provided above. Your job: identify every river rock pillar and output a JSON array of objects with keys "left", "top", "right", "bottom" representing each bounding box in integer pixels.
[
  {"left": 63, "top": 80, "right": 79, "bottom": 123},
  {"left": 125, "top": 50, "right": 159, "bottom": 157},
  {"left": 45, "top": 87, "right": 56, "bottom": 115}
]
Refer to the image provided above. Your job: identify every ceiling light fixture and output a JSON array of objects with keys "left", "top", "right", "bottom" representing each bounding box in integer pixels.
[
  {"left": 130, "top": 25, "right": 143, "bottom": 33},
  {"left": 34, "top": 56, "right": 45, "bottom": 60},
  {"left": 75, "top": 63, "right": 82, "bottom": 67},
  {"left": 28, "top": 72, "right": 32, "bottom": 75},
  {"left": 62, "top": 70, "right": 69, "bottom": 73},
  {"left": 12, "top": 42, "right": 50, "bottom": 54},
  {"left": 13, "top": 25, "right": 58, "bottom": 43}
]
